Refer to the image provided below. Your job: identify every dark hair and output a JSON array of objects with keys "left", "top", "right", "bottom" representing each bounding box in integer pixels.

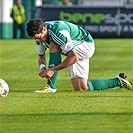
[{"left": 26, "top": 18, "right": 44, "bottom": 37}]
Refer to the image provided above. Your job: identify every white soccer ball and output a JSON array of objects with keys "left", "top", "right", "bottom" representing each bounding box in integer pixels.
[{"left": 0, "top": 78, "right": 9, "bottom": 98}]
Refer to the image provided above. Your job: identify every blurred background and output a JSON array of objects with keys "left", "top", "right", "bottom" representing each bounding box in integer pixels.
[{"left": 0, "top": 0, "right": 133, "bottom": 39}]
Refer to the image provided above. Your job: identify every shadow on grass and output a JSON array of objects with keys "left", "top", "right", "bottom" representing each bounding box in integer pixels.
[{"left": 1, "top": 112, "right": 133, "bottom": 118}]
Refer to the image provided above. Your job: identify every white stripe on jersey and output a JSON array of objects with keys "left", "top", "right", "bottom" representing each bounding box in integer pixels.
[{"left": 49, "top": 30, "right": 65, "bottom": 46}]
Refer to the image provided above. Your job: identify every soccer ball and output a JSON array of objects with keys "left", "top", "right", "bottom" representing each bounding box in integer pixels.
[{"left": 0, "top": 78, "right": 9, "bottom": 98}]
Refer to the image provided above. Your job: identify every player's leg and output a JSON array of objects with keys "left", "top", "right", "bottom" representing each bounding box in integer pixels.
[
  {"left": 47, "top": 52, "right": 61, "bottom": 90},
  {"left": 69, "top": 58, "right": 89, "bottom": 91},
  {"left": 46, "top": 41, "right": 62, "bottom": 89},
  {"left": 69, "top": 61, "right": 119, "bottom": 91},
  {"left": 88, "top": 78, "right": 121, "bottom": 90},
  {"left": 35, "top": 41, "right": 62, "bottom": 93},
  {"left": 69, "top": 59, "right": 132, "bottom": 91},
  {"left": 88, "top": 73, "right": 133, "bottom": 90},
  {"left": 72, "top": 74, "right": 132, "bottom": 91},
  {"left": 70, "top": 41, "right": 95, "bottom": 91},
  {"left": 71, "top": 77, "right": 88, "bottom": 91}
]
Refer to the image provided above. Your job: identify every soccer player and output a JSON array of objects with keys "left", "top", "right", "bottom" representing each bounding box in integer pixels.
[{"left": 26, "top": 19, "right": 132, "bottom": 93}]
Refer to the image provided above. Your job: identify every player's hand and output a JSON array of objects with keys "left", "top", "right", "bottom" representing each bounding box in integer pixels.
[
  {"left": 39, "top": 68, "right": 55, "bottom": 79},
  {"left": 39, "top": 68, "right": 46, "bottom": 78}
]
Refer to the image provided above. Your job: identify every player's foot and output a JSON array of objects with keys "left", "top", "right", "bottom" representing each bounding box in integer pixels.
[
  {"left": 116, "top": 73, "right": 133, "bottom": 90},
  {"left": 34, "top": 84, "right": 57, "bottom": 93}
]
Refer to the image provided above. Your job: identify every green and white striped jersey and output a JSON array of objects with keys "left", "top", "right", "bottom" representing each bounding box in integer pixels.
[{"left": 36, "top": 20, "right": 94, "bottom": 55}]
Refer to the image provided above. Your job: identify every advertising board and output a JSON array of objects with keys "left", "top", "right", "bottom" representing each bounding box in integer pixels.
[{"left": 37, "top": 6, "right": 133, "bottom": 38}]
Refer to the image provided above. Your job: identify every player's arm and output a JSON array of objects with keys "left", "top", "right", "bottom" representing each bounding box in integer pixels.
[
  {"left": 36, "top": 41, "right": 47, "bottom": 71},
  {"left": 38, "top": 55, "right": 46, "bottom": 70},
  {"left": 49, "top": 40, "right": 78, "bottom": 71},
  {"left": 53, "top": 49, "right": 78, "bottom": 71},
  {"left": 40, "top": 49, "right": 78, "bottom": 79},
  {"left": 38, "top": 54, "right": 47, "bottom": 77}
]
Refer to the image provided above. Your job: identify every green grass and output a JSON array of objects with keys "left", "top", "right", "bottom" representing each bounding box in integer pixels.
[{"left": 0, "top": 39, "right": 133, "bottom": 133}]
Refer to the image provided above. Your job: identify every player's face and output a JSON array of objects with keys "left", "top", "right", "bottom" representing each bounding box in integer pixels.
[{"left": 33, "top": 27, "right": 48, "bottom": 42}]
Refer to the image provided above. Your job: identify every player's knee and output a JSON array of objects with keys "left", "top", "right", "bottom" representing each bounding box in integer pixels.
[
  {"left": 72, "top": 78, "right": 88, "bottom": 91},
  {"left": 73, "top": 86, "right": 88, "bottom": 91}
]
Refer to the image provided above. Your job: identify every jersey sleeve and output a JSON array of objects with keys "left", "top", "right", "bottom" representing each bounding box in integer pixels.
[
  {"left": 50, "top": 29, "right": 74, "bottom": 54},
  {"left": 35, "top": 41, "right": 46, "bottom": 56}
]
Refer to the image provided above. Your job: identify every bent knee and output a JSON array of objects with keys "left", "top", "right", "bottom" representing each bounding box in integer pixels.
[{"left": 71, "top": 78, "right": 88, "bottom": 91}]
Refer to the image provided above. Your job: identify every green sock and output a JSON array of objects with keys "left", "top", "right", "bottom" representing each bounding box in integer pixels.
[
  {"left": 47, "top": 52, "right": 62, "bottom": 89},
  {"left": 87, "top": 78, "right": 121, "bottom": 90}
]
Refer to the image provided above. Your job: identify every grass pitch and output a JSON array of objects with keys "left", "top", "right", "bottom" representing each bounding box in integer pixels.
[{"left": 0, "top": 39, "right": 133, "bottom": 133}]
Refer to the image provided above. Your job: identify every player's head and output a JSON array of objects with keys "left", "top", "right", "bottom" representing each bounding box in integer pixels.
[
  {"left": 26, "top": 18, "right": 48, "bottom": 42},
  {"left": 26, "top": 19, "right": 44, "bottom": 37}
]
